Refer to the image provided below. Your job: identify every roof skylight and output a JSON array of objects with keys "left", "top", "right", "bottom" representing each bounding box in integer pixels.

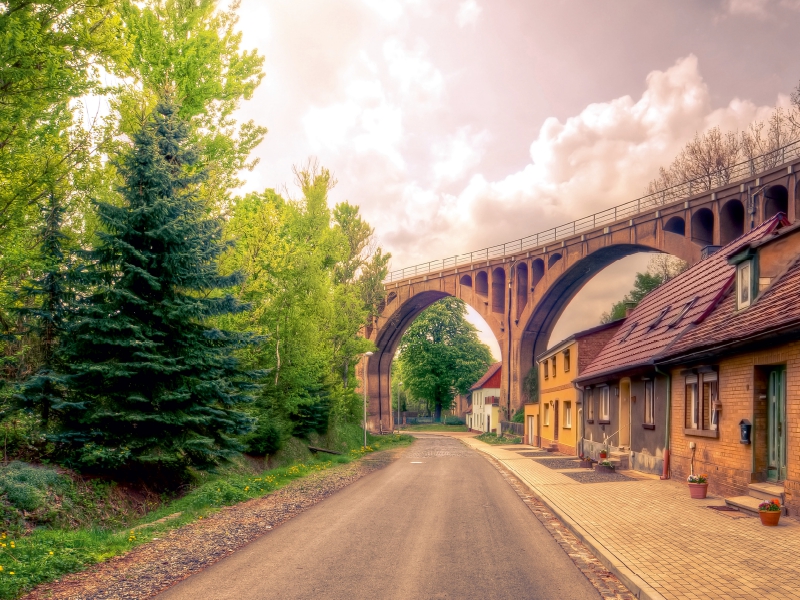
[
  {"left": 647, "top": 306, "right": 671, "bottom": 331},
  {"left": 667, "top": 296, "right": 699, "bottom": 328},
  {"left": 619, "top": 321, "right": 638, "bottom": 343}
]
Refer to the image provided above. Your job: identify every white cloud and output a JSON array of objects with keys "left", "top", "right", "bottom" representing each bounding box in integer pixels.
[
  {"left": 379, "top": 55, "right": 783, "bottom": 271},
  {"left": 722, "top": 0, "right": 800, "bottom": 15},
  {"left": 432, "top": 126, "right": 489, "bottom": 185},
  {"left": 456, "top": 0, "right": 482, "bottom": 27},
  {"left": 725, "top": 0, "right": 770, "bottom": 14},
  {"left": 383, "top": 38, "right": 444, "bottom": 104}
]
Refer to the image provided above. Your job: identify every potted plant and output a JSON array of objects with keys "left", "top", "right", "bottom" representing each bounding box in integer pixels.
[
  {"left": 579, "top": 454, "right": 593, "bottom": 469},
  {"left": 595, "top": 460, "right": 615, "bottom": 473},
  {"left": 758, "top": 498, "right": 782, "bottom": 526},
  {"left": 599, "top": 442, "right": 609, "bottom": 460},
  {"left": 687, "top": 473, "right": 708, "bottom": 499}
]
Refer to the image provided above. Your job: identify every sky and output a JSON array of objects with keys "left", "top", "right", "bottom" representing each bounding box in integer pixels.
[{"left": 232, "top": 0, "right": 800, "bottom": 359}]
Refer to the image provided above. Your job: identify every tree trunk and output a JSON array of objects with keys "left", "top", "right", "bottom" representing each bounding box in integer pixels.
[{"left": 434, "top": 403, "right": 442, "bottom": 422}]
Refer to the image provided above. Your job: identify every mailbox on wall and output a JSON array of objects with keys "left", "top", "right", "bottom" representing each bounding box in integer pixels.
[{"left": 739, "top": 419, "right": 752, "bottom": 445}]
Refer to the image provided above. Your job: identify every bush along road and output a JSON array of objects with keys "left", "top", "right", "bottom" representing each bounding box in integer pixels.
[{"left": 0, "top": 436, "right": 411, "bottom": 600}]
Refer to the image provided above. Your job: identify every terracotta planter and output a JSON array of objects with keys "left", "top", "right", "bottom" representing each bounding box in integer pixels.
[
  {"left": 759, "top": 510, "right": 781, "bottom": 526},
  {"left": 688, "top": 483, "right": 708, "bottom": 499},
  {"left": 595, "top": 463, "right": 615, "bottom": 473}
]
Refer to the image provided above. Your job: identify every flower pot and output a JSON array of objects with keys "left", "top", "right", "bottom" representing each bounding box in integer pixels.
[
  {"left": 599, "top": 451, "right": 608, "bottom": 459},
  {"left": 595, "top": 463, "right": 615, "bottom": 473},
  {"left": 759, "top": 510, "right": 781, "bottom": 526},
  {"left": 688, "top": 483, "right": 708, "bottom": 499},
  {"left": 580, "top": 459, "right": 593, "bottom": 469}
]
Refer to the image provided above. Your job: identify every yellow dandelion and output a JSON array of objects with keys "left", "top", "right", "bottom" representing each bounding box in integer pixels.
[
  {"left": 9, "top": 571, "right": 13, "bottom": 575},
  {"left": 244, "top": 486, "right": 249, "bottom": 491},
  {"left": 49, "top": 551, "right": 54, "bottom": 555}
]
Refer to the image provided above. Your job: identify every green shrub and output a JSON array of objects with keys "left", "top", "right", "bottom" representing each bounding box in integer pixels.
[{"left": 245, "top": 419, "right": 283, "bottom": 456}]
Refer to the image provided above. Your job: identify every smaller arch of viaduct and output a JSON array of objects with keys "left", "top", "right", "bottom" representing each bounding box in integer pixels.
[{"left": 365, "top": 163, "right": 800, "bottom": 433}]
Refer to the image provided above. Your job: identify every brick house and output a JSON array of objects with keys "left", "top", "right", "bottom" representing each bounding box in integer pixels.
[
  {"left": 526, "top": 321, "right": 623, "bottom": 453},
  {"left": 451, "top": 393, "right": 471, "bottom": 420},
  {"left": 657, "top": 217, "right": 800, "bottom": 514},
  {"left": 466, "top": 362, "right": 502, "bottom": 433},
  {"left": 575, "top": 216, "right": 786, "bottom": 475}
]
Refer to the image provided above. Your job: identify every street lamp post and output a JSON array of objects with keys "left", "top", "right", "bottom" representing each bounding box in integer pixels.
[{"left": 363, "top": 351, "right": 374, "bottom": 448}]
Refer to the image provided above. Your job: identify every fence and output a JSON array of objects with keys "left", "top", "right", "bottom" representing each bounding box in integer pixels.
[
  {"left": 499, "top": 421, "right": 524, "bottom": 437},
  {"left": 384, "top": 138, "right": 800, "bottom": 283}
]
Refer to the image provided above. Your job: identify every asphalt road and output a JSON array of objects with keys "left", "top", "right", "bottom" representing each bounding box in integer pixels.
[{"left": 158, "top": 436, "right": 601, "bottom": 600}]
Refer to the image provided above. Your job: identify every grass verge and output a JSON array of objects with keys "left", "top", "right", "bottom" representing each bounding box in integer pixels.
[
  {"left": 401, "top": 423, "right": 468, "bottom": 432},
  {"left": 475, "top": 432, "right": 522, "bottom": 445},
  {"left": 0, "top": 432, "right": 413, "bottom": 600}
]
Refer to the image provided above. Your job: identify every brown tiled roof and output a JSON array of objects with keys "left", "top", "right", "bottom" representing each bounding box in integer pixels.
[
  {"left": 575, "top": 216, "right": 784, "bottom": 383},
  {"left": 470, "top": 362, "right": 502, "bottom": 391},
  {"left": 662, "top": 254, "right": 800, "bottom": 360}
]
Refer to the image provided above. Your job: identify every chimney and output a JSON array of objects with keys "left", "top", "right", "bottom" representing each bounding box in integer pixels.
[{"left": 624, "top": 301, "right": 636, "bottom": 317}]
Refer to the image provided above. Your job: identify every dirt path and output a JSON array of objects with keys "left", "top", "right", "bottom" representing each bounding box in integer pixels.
[{"left": 23, "top": 450, "right": 405, "bottom": 600}]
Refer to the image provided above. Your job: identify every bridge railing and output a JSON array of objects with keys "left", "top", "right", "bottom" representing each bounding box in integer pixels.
[{"left": 384, "top": 138, "right": 800, "bottom": 284}]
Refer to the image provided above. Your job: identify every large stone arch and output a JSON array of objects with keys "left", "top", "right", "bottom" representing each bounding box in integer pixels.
[{"left": 516, "top": 244, "right": 663, "bottom": 393}]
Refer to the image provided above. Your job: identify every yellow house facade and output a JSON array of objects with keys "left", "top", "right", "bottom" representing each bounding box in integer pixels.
[
  {"left": 539, "top": 339, "right": 579, "bottom": 454},
  {"left": 523, "top": 321, "right": 624, "bottom": 453}
]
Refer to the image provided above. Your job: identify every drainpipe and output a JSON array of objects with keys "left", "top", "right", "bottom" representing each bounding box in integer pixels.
[
  {"left": 573, "top": 381, "right": 583, "bottom": 457},
  {"left": 655, "top": 365, "right": 671, "bottom": 480}
]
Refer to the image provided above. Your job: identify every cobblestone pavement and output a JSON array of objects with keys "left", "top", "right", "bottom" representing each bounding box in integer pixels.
[
  {"left": 462, "top": 436, "right": 800, "bottom": 600},
  {"left": 484, "top": 453, "right": 637, "bottom": 600}
]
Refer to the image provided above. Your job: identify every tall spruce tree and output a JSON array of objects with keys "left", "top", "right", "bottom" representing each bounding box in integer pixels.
[
  {"left": 15, "top": 192, "right": 71, "bottom": 428},
  {"left": 55, "top": 101, "right": 256, "bottom": 479}
]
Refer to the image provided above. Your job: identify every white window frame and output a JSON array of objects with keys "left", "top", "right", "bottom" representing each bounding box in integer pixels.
[
  {"left": 686, "top": 375, "right": 699, "bottom": 429},
  {"left": 564, "top": 401, "right": 572, "bottom": 428},
  {"left": 644, "top": 380, "right": 654, "bottom": 425},
  {"left": 703, "top": 372, "right": 719, "bottom": 431},
  {"left": 737, "top": 261, "right": 752, "bottom": 309},
  {"left": 600, "top": 386, "right": 610, "bottom": 421}
]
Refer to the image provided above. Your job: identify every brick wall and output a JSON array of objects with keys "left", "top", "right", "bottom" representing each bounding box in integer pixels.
[
  {"left": 669, "top": 341, "right": 800, "bottom": 514},
  {"left": 577, "top": 325, "right": 622, "bottom": 374}
]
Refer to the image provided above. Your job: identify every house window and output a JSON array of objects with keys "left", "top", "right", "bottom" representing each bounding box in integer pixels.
[
  {"left": 599, "top": 386, "right": 610, "bottom": 422},
  {"left": 586, "top": 388, "right": 594, "bottom": 421},
  {"left": 544, "top": 404, "right": 550, "bottom": 426},
  {"left": 737, "top": 261, "right": 752, "bottom": 309},
  {"left": 563, "top": 350, "right": 571, "bottom": 373},
  {"left": 685, "top": 372, "right": 718, "bottom": 431},
  {"left": 703, "top": 372, "right": 718, "bottom": 431},
  {"left": 564, "top": 401, "right": 572, "bottom": 428},
  {"left": 644, "top": 380, "right": 654, "bottom": 426},
  {"left": 543, "top": 360, "right": 549, "bottom": 380},
  {"left": 551, "top": 356, "right": 557, "bottom": 377}
]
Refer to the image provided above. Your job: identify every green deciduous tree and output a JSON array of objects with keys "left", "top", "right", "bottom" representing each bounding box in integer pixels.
[
  {"left": 397, "top": 297, "right": 492, "bottom": 421},
  {"left": 217, "top": 164, "right": 388, "bottom": 451},
  {"left": 54, "top": 101, "right": 257, "bottom": 480},
  {"left": 601, "top": 255, "right": 687, "bottom": 323}
]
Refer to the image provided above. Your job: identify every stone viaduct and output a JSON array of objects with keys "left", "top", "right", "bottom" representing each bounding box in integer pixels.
[{"left": 362, "top": 143, "right": 800, "bottom": 433}]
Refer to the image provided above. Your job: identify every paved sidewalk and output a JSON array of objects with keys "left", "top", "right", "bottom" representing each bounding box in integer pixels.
[{"left": 461, "top": 437, "right": 800, "bottom": 600}]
